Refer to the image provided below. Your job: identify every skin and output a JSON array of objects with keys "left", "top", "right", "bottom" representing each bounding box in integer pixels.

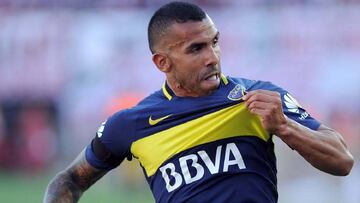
[
  {"left": 43, "top": 15, "right": 354, "bottom": 203},
  {"left": 152, "top": 16, "right": 221, "bottom": 97},
  {"left": 43, "top": 150, "right": 107, "bottom": 203},
  {"left": 243, "top": 90, "right": 354, "bottom": 175}
]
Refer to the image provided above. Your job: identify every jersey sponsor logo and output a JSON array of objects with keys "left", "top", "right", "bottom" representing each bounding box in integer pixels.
[
  {"left": 149, "top": 114, "right": 172, "bottom": 126},
  {"left": 159, "top": 142, "right": 246, "bottom": 192},
  {"left": 283, "top": 93, "right": 309, "bottom": 120},
  {"left": 284, "top": 93, "right": 302, "bottom": 113},
  {"left": 97, "top": 121, "right": 107, "bottom": 138},
  {"left": 228, "top": 84, "right": 246, "bottom": 101}
]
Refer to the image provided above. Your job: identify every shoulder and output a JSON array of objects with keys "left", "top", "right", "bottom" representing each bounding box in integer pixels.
[
  {"left": 101, "top": 89, "right": 166, "bottom": 137},
  {"left": 134, "top": 89, "right": 166, "bottom": 109},
  {"left": 108, "top": 90, "right": 164, "bottom": 122},
  {"left": 227, "top": 76, "right": 321, "bottom": 130},
  {"left": 227, "top": 76, "right": 287, "bottom": 93},
  {"left": 97, "top": 108, "right": 137, "bottom": 149},
  {"left": 104, "top": 109, "right": 136, "bottom": 132}
]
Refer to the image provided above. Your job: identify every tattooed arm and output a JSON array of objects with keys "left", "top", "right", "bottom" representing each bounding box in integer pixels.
[{"left": 43, "top": 149, "right": 108, "bottom": 203}]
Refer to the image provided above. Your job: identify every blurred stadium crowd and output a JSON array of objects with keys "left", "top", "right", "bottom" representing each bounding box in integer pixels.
[
  {"left": 0, "top": 0, "right": 359, "bottom": 202},
  {"left": 1, "top": 0, "right": 360, "bottom": 7}
]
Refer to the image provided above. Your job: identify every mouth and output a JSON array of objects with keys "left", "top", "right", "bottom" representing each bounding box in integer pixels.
[{"left": 204, "top": 72, "right": 220, "bottom": 81}]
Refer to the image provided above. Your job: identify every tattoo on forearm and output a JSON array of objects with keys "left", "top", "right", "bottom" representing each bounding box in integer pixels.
[
  {"left": 44, "top": 150, "right": 107, "bottom": 203},
  {"left": 69, "top": 157, "right": 105, "bottom": 190},
  {"left": 45, "top": 173, "right": 82, "bottom": 203}
]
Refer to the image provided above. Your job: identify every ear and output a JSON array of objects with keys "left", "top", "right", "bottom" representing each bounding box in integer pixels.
[{"left": 152, "top": 53, "right": 171, "bottom": 73}]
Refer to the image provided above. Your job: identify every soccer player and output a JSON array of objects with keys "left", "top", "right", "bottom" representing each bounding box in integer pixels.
[{"left": 43, "top": 2, "right": 354, "bottom": 203}]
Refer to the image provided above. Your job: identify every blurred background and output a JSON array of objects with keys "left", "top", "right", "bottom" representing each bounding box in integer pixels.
[{"left": 0, "top": 0, "right": 359, "bottom": 202}]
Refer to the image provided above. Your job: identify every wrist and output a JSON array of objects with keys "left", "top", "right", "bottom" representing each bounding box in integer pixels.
[{"left": 275, "top": 116, "right": 292, "bottom": 138}]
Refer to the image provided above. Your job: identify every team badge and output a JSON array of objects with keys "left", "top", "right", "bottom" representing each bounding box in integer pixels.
[{"left": 227, "top": 84, "right": 246, "bottom": 101}]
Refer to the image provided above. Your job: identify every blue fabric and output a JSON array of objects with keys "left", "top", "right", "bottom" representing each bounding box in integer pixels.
[{"left": 85, "top": 76, "right": 321, "bottom": 203}]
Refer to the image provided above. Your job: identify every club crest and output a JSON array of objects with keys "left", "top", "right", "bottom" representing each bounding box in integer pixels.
[{"left": 227, "top": 84, "right": 246, "bottom": 101}]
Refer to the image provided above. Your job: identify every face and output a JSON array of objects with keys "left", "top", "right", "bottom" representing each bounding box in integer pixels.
[{"left": 157, "top": 16, "right": 221, "bottom": 96}]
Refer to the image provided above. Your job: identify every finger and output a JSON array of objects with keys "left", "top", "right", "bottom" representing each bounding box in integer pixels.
[
  {"left": 248, "top": 107, "right": 268, "bottom": 117},
  {"left": 245, "top": 93, "right": 279, "bottom": 107},
  {"left": 244, "top": 90, "right": 279, "bottom": 100},
  {"left": 246, "top": 100, "right": 274, "bottom": 111}
]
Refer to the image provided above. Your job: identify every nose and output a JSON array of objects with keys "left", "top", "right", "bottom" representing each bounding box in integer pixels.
[{"left": 204, "top": 46, "right": 219, "bottom": 67}]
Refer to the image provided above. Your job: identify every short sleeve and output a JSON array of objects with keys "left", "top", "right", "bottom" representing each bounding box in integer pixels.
[
  {"left": 85, "top": 110, "right": 135, "bottom": 170},
  {"left": 281, "top": 92, "right": 320, "bottom": 130},
  {"left": 249, "top": 81, "right": 321, "bottom": 131}
]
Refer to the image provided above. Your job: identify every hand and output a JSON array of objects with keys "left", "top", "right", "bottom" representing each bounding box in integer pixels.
[
  {"left": 243, "top": 90, "right": 354, "bottom": 176},
  {"left": 243, "top": 90, "right": 287, "bottom": 135}
]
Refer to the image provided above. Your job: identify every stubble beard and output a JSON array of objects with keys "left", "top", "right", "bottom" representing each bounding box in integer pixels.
[
  {"left": 173, "top": 70, "right": 201, "bottom": 95},
  {"left": 173, "top": 65, "right": 221, "bottom": 96}
]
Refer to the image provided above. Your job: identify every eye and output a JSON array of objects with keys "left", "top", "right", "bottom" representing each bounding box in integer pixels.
[
  {"left": 212, "top": 37, "right": 219, "bottom": 47},
  {"left": 191, "top": 45, "right": 203, "bottom": 53}
]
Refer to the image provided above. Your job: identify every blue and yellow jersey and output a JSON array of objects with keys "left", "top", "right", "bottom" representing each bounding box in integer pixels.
[{"left": 85, "top": 75, "right": 320, "bottom": 203}]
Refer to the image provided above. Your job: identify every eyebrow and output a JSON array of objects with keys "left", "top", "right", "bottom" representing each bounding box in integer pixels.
[{"left": 185, "top": 31, "right": 220, "bottom": 52}]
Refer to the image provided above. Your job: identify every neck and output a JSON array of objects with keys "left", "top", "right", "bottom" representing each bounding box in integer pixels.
[{"left": 166, "top": 79, "right": 200, "bottom": 97}]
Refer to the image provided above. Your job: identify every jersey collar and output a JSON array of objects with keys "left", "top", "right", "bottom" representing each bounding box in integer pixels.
[{"left": 162, "top": 73, "right": 229, "bottom": 101}]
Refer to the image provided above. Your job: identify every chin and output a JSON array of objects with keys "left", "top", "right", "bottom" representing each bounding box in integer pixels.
[{"left": 200, "top": 83, "right": 219, "bottom": 95}]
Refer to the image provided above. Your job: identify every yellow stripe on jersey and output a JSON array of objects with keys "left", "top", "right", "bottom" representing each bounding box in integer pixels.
[
  {"left": 131, "top": 102, "right": 269, "bottom": 177},
  {"left": 162, "top": 83, "right": 172, "bottom": 100},
  {"left": 221, "top": 73, "right": 229, "bottom": 85}
]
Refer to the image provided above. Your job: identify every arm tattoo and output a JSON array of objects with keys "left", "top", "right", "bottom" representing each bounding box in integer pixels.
[{"left": 44, "top": 149, "right": 108, "bottom": 203}]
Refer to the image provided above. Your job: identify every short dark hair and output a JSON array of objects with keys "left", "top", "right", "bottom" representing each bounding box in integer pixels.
[{"left": 148, "top": 1, "right": 206, "bottom": 54}]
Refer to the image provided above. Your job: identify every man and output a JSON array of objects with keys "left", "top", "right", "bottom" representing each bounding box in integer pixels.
[{"left": 44, "top": 2, "right": 354, "bottom": 203}]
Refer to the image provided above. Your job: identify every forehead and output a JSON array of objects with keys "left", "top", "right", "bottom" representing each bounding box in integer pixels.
[{"left": 165, "top": 17, "right": 218, "bottom": 49}]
